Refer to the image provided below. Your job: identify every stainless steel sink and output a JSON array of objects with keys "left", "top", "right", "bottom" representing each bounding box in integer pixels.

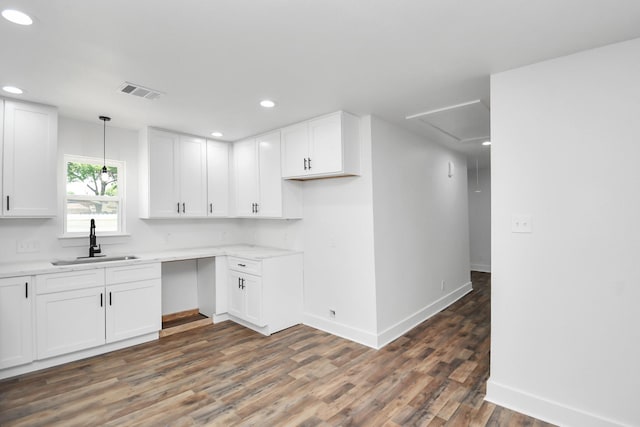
[{"left": 51, "top": 255, "right": 138, "bottom": 266}]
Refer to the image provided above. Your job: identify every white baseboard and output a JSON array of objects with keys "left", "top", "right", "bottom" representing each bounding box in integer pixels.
[
  {"left": 471, "top": 263, "right": 491, "bottom": 273},
  {"left": 0, "top": 332, "right": 158, "bottom": 380},
  {"left": 376, "top": 281, "right": 473, "bottom": 349},
  {"left": 486, "top": 379, "right": 630, "bottom": 427},
  {"left": 302, "top": 313, "right": 378, "bottom": 349},
  {"left": 213, "top": 313, "right": 229, "bottom": 323}
]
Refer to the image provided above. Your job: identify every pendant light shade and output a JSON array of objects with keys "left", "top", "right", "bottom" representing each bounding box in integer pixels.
[{"left": 99, "top": 115, "right": 111, "bottom": 181}]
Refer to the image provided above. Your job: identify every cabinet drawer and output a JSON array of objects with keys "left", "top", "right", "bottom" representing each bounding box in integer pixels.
[
  {"left": 228, "top": 257, "right": 262, "bottom": 276},
  {"left": 36, "top": 269, "right": 105, "bottom": 294},
  {"left": 105, "top": 263, "right": 161, "bottom": 285}
]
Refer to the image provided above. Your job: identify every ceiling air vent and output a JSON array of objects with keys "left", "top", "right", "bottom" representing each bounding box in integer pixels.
[{"left": 118, "top": 82, "right": 163, "bottom": 100}]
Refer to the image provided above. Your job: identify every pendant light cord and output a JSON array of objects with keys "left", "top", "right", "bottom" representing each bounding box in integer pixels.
[
  {"left": 99, "top": 116, "right": 111, "bottom": 174},
  {"left": 103, "top": 119, "right": 106, "bottom": 166}
]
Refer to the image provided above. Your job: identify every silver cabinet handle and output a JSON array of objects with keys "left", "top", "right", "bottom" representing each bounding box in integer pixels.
[
  {"left": 182, "top": 202, "right": 185, "bottom": 213},
  {"left": 209, "top": 203, "right": 213, "bottom": 213},
  {"left": 177, "top": 202, "right": 180, "bottom": 213},
  {"left": 304, "top": 158, "right": 308, "bottom": 170},
  {"left": 308, "top": 157, "right": 312, "bottom": 169},
  {"left": 6, "top": 196, "right": 9, "bottom": 211}
]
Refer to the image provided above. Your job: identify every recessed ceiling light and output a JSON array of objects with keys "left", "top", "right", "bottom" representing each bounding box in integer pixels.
[
  {"left": 2, "top": 9, "right": 33, "bottom": 26},
  {"left": 2, "top": 86, "right": 24, "bottom": 95},
  {"left": 210, "top": 131, "right": 223, "bottom": 138},
  {"left": 482, "top": 141, "right": 491, "bottom": 146},
  {"left": 260, "top": 99, "right": 276, "bottom": 108}
]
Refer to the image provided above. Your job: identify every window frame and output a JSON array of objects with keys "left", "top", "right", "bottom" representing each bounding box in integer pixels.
[{"left": 63, "top": 154, "right": 126, "bottom": 237}]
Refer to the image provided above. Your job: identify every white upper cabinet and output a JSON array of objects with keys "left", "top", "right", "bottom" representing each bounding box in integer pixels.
[
  {"left": 206, "top": 140, "right": 230, "bottom": 217},
  {"left": 281, "top": 111, "right": 360, "bottom": 180},
  {"left": 139, "top": 128, "right": 207, "bottom": 218},
  {"left": 2, "top": 100, "right": 58, "bottom": 217},
  {"left": 177, "top": 135, "right": 208, "bottom": 217},
  {"left": 233, "top": 131, "right": 301, "bottom": 218}
]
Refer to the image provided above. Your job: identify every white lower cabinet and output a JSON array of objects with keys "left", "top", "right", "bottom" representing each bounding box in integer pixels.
[
  {"left": 226, "top": 254, "right": 303, "bottom": 335},
  {"left": 36, "top": 286, "right": 105, "bottom": 359},
  {"left": 228, "top": 270, "right": 264, "bottom": 327},
  {"left": 35, "top": 263, "right": 161, "bottom": 360},
  {"left": 105, "top": 265, "right": 161, "bottom": 343},
  {"left": 0, "top": 277, "right": 33, "bottom": 369}
]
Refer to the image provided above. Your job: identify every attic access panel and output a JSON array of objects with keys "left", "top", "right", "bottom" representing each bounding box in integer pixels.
[{"left": 406, "top": 100, "right": 490, "bottom": 142}]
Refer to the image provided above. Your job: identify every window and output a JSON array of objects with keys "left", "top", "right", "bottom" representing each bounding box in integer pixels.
[{"left": 64, "top": 155, "right": 125, "bottom": 235}]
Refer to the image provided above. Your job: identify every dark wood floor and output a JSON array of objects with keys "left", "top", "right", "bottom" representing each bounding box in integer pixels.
[{"left": 0, "top": 272, "right": 554, "bottom": 426}]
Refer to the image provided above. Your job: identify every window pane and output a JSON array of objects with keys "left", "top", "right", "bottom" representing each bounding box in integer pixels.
[
  {"left": 66, "top": 199, "right": 119, "bottom": 233},
  {"left": 66, "top": 162, "right": 118, "bottom": 196}
]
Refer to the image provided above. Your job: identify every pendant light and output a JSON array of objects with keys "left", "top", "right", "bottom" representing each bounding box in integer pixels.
[{"left": 99, "top": 115, "right": 111, "bottom": 181}]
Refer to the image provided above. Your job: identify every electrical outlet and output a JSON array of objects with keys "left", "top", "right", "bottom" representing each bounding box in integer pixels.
[
  {"left": 512, "top": 214, "right": 533, "bottom": 233},
  {"left": 17, "top": 240, "right": 40, "bottom": 253},
  {"left": 329, "top": 309, "right": 336, "bottom": 319}
]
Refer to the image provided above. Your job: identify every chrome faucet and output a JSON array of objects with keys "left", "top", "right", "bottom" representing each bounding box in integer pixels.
[{"left": 89, "top": 218, "right": 102, "bottom": 257}]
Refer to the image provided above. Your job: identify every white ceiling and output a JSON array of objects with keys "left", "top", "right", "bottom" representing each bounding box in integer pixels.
[{"left": 2, "top": 1, "right": 640, "bottom": 169}]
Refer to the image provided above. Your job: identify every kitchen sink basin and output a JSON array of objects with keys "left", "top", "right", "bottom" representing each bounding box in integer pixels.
[{"left": 51, "top": 255, "right": 138, "bottom": 266}]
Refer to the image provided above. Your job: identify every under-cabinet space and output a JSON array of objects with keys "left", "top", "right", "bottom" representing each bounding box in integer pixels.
[{"left": 160, "top": 258, "right": 215, "bottom": 336}]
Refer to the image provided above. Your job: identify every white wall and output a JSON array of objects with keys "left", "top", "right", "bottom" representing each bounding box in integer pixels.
[
  {"left": 370, "top": 117, "right": 471, "bottom": 346},
  {"left": 249, "top": 116, "right": 379, "bottom": 346},
  {"left": 298, "top": 116, "right": 378, "bottom": 346},
  {"left": 488, "top": 38, "right": 640, "bottom": 427},
  {"left": 468, "top": 166, "right": 491, "bottom": 272}
]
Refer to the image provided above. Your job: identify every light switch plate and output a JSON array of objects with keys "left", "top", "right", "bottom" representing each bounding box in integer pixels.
[{"left": 512, "top": 214, "right": 532, "bottom": 233}]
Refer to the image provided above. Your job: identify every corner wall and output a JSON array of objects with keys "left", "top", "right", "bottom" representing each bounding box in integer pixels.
[
  {"left": 370, "top": 116, "right": 471, "bottom": 346},
  {"left": 488, "top": 37, "right": 640, "bottom": 426},
  {"left": 468, "top": 167, "right": 491, "bottom": 272}
]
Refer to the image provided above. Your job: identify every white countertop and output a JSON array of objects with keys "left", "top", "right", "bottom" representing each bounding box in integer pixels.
[{"left": 0, "top": 244, "right": 301, "bottom": 278}]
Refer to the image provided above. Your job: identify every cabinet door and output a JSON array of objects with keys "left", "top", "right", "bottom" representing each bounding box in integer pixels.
[
  {"left": 0, "top": 277, "right": 33, "bottom": 369},
  {"left": 106, "top": 279, "right": 161, "bottom": 343},
  {"left": 309, "top": 113, "right": 343, "bottom": 176},
  {"left": 178, "top": 135, "right": 207, "bottom": 217},
  {"left": 2, "top": 100, "right": 57, "bottom": 216},
  {"left": 228, "top": 271, "right": 245, "bottom": 318},
  {"left": 206, "top": 140, "right": 229, "bottom": 217},
  {"left": 233, "top": 139, "right": 259, "bottom": 216},
  {"left": 148, "top": 129, "right": 180, "bottom": 217},
  {"left": 243, "top": 274, "right": 265, "bottom": 327},
  {"left": 281, "top": 123, "right": 309, "bottom": 178},
  {"left": 256, "top": 131, "right": 282, "bottom": 217},
  {"left": 36, "top": 287, "right": 105, "bottom": 359}
]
